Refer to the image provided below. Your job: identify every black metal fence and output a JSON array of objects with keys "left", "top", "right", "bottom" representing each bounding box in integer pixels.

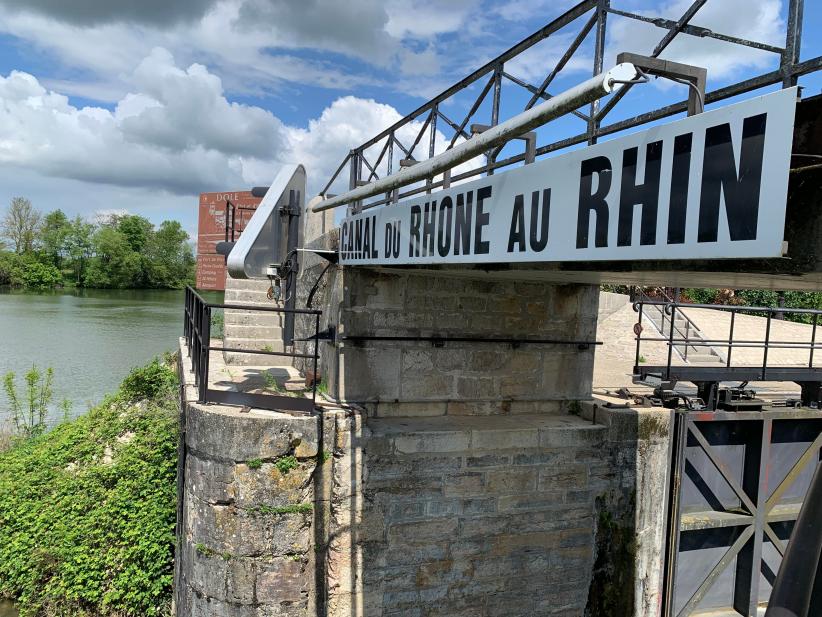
[
  {"left": 633, "top": 299, "right": 822, "bottom": 386},
  {"left": 183, "top": 286, "right": 321, "bottom": 413},
  {"left": 319, "top": 0, "right": 817, "bottom": 211}
]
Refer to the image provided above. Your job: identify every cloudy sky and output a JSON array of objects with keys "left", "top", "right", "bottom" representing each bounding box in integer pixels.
[{"left": 0, "top": 0, "right": 819, "bottom": 240}]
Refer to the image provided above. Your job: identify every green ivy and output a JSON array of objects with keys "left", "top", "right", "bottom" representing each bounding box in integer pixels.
[{"left": 0, "top": 361, "right": 179, "bottom": 616}]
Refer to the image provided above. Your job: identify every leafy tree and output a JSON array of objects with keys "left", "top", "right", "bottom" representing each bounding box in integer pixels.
[
  {"left": 2, "top": 197, "right": 40, "bottom": 254},
  {"left": 16, "top": 257, "right": 61, "bottom": 289},
  {"left": 84, "top": 227, "right": 141, "bottom": 288},
  {"left": 146, "top": 221, "right": 195, "bottom": 288},
  {"left": 39, "top": 209, "right": 71, "bottom": 266},
  {"left": 65, "top": 215, "right": 95, "bottom": 285},
  {"left": 116, "top": 215, "right": 153, "bottom": 253}
]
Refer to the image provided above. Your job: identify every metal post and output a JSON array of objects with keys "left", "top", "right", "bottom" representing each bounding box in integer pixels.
[
  {"left": 488, "top": 66, "right": 502, "bottom": 175},
  {"left": 312, "top": 313, "right": 320, "bottom": 408},
  {"left": 811, "top": 313, "right": 818, "bottom": 368},
  {"left": 348, "top": 150, "right": 359, "bottom": 214},
  {"left": 667, "top": 304, "right": 676, "bottom": 381},
  {"left": 727, "top": 311, "right": 736, "bottom": 367},
  {"left": 636, "top": 303, "right": 644, "bottom": 369},
  {"left": 386, "top": 133, "right": 394, "bottom": 203},
  {"left": 783, "top": 0, "right": 804, "bottom": 87},
  {"left": 763, "top": 311, "right": 773, "bottom": 380},
  {"left": 589, "top": 0, "right": 609, "bottom": 145},
  {"left": 200, "top": 305, "right": 211, "bottom": 403},
  {"left": 427, "top": 107, "right": 438, "bottom": 192},
  {"left": 661, "top": 410, "right": 688, "bottom": 617}
]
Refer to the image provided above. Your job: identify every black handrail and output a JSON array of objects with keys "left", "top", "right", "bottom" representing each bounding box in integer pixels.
[
  {"left": 184, "top": 286, "right": 322, "bottom": 413},
  {"left": 633, "top": 298, "right": 822, "bottom": 382}
]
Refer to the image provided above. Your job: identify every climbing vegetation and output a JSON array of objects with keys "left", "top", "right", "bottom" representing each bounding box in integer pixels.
[{"left": 0, "top": 359, "right": 179, "bottom": 616}]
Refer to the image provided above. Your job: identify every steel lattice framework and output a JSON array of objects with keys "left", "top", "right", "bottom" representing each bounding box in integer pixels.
[{"left": 318, "top": 0, "right": 817, "bottom": 212}]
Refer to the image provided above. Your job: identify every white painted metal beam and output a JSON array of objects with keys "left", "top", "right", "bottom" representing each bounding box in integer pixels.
[{"left": 312, "top": 63, "right": 639, "bottom": 212}]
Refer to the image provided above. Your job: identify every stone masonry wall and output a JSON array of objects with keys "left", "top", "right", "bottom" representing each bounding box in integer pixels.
[{"left": 293, "top": 229, "right": 599, "bottom": 417}]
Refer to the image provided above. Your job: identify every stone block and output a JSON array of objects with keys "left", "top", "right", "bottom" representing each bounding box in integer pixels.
[
  {"left": 485, "top": 469, "right": 537, "bottom": 494},
  {"left": 186, "top": 454, "right": 236, "bottom": 505},
  {"left": 466, "top": 453, "right": 510, "bottom": 468},
  {"left": 497, "top": 493, "right": 564, "bottom": 512},
  {"left": 387, "top": 518, "right": 459, "bottom": 546},
  {"left": 538, "top": 464, "right": 588, "bottom": 491},
  {"left": 471, "top": 427, "right": 539, "bottom": 450},
  {"left": 442, "top": 471, "right": 485, "bottom": 496},
  {"left": 186, "top": 404, "right": 318, "bottom": 462},
  {"left": 256, "top": 559, "right": 307, "bottom": 604},
  {"left": 392, "top": 431, "right": 470, "bottom": 454}
]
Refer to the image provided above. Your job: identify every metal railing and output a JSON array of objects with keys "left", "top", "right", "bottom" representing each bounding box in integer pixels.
[
  {"left": 633, "top": 298, "right": 822, "bottom": 382},
  {"left": 633, "top": 288, "right": 718, "bottom": 363},
  {"left": 318, "top": 0, "right": 818, "bottom": 212},
  {"left": 183, "top": 286, "right": 322, "bottom": 413}
]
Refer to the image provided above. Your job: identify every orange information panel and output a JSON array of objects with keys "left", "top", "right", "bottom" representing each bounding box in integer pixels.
[{"left": 196, "top": 190, "right": 262, "bottom": 291}]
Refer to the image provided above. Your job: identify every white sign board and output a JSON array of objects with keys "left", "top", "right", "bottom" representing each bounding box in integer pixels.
[{"left": 340, "top": 87, "right": 796, "bottom": 266}]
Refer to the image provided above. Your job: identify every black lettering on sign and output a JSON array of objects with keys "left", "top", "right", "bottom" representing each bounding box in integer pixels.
[
  {"left": 474, "top": 186, "right": 492, "bottom": 254},
  {"left": 362, "top": 217, "right": 371, "bottom": 258},
  {"left": 346, "top": 220, "right": 355, "bottom": 257},
  {"left": 340, "top": 222, "right": 348, "bottom": 260},
  {"left": 422, "top": 201, "right": 436, "bottom": 256},
  {"left": 576, "top": 156, "right": 611, "bottom": 248},
  {"left": 530, "top": 189, "right": 550, "bottom": 252},
  {"left": 355, "top": 218, "right": 363, "bottom": 258},
  {"left": 454, "top": 191, "right": 473, "bottom": 255},
  {"left": 667, "top": 133, "right": 692, "bottom": 245},
  {"left": 384, "top": 222, "right": 392, "bottom": 258},
  {"left": 392, "top": 222, "right": 401, "bottom": 258},
  {"left": 438, "top": 196, "right": 453, "bottom": 257},
  {"left": 618, "top": 140, "right": 663, "bottom": 246},
  {"left": 698, "top": 113, "right": 767, "bottom": 243},
  {"left": 507, "top": 189, "right": 551, "bottom": 253},
  {"left": 409, "top": 205, "right": 421, "bottom": 257},
  {"left": 508, "top": 194, "right": 526, "bottom": 253}
]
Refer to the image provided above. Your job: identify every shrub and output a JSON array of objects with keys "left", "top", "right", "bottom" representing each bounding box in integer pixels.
[
  {"left": 3, "top": 366, "right": 54, "bottom": 439},
  {"left": 0, "top": 362, "right": 179, "bottom": 616},
  {"left": 120, "top": 359, "right": 177, "bottom": 402}
]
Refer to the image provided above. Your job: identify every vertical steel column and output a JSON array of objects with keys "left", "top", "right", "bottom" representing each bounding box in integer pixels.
[
  {"left": 283, "top": 189, "right": 301, "bottom": 346},
  {"left": 312, "top": 313, "right": 320, "bottom": 408},
  {"left": 783, "top": 0, "right": 804, "bottom": 87},
  {"left": 588, "top": 0, "right": 609, "bottom": 145},
  {"left": 661, "top": 410, "right": 688, "bottom": 617},
  {"left": 810, "top": 313, "right": 817, "bottom": 368},
  {"left": 200, "top": 305, "right": 211, "bottom": 403},
  {"left": 348, "top": 150, "right": 360, "bottom": 214},
  {"left": 763, "top": 311, "right": 773, "bottom": 380},
  {"left": 427, "top": 107, "right": 438, "bottom": 193},
  {"left": 635, "top": 303, "right": 644, "bottom": 369},
  {"left": 386, "top": 134, "right": 395, "bottom": 203},
  {"left": 733, "top": 417, "right": 772, "bottom": 615},
  {"left": 487, "top": 66, "right": 502, "bottom": 175},
  {"left": 727, "top": 311, "right": 736, "bottom": 367},
  {"left": 667, "top": 305, "right": 676, "bottom": 381}
]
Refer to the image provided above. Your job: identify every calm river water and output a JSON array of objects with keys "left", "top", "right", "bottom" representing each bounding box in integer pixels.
[{"left": 0, "top": 287, "right": 222, "bottom": 424}]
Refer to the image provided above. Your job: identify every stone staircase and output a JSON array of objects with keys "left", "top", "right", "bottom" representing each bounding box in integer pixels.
[
  {"left": 222, "top": 276, "right": 287, "bottom": 366},
  {"left": 644, "top": 303, "right": 724, "bottom": 364}
]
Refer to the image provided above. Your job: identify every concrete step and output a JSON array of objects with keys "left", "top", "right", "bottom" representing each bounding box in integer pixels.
[
  {"left": 224, "top": 289, "right": 273, "bottom": 303},
  {"left": 223, "top": 324, "right": 282, "bottom": 339},
  {"left": 224, "top": 277, "right": 271, "bottom": 291},
  {"left": 222, "top": 337, "right": 287, "bottom": 367},
  {"left": 222, "top": 337, "right": 284, "bottom": 353},
  {"left": 223, "top": 311, "right": 283, "bottom": 327},
  {"left": 685, "top": 353, "right": 724, "bottom": 363},
  {"left": 223, "top": 351, "right": 289, "bottom": 367}
]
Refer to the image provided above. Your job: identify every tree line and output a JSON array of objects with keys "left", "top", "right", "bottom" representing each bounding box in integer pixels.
[{"left": 0, "top": 196, "right": 195, "bottom": 289}]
